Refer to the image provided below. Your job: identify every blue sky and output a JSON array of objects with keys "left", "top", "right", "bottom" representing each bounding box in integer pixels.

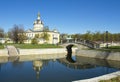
[{"left": 0, "top": 0, "right": 120, "bottom": 34}]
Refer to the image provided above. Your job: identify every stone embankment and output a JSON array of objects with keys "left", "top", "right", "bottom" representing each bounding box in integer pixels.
[
  {"left": 0, "top": 47, "right": 77, "bottom": 56},
  {"left": 0, "top": 49, "right": 8, "bottom": 56},
  {"left": 73, "top": 71, "right": 120, "bottom": 82},
  {"left": 76, "top": 49, "right": 120, "bottom": 61},
  {"left": 0, "top": 48, "right": 77, "bottom": 62},
  {"left": 7, "top": 46, "right": 18, "bottom": 56},
  {"left": 18, "top": 48, "right": 77, "bottom": 55}
]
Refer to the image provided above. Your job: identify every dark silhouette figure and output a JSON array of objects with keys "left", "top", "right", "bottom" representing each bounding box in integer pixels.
[{"left": 66, "top": 44, "right": 76, "bottom": 63}]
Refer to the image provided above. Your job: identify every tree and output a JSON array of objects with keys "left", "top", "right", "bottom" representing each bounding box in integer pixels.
[
  {"left": 71, "top": 33, "right": 81, "bottom": 39},
  {"left": 60, "top": 33, "right": 68, "bottom": 43},
  {"left": 18, "top": 33, "right": 27, "bottom": 44},
  {"left": 0, "top": 28, "right": 4, "bottom": 38},
  {"left": 31, "top": 34, "right": 39, "bottom": 44},
  {"left": 8, "top": 25, "right": 26, "bottom": 43},
  {"left": 82, "top": 31, "right": 93, "bottom": 41},
  {"left": 44, "top": 26, "right": 49, "bottom": 31},
  {"left": 41, "top": 28, "right": 50, "bottom": 43},
  {"left": 31, "top": 38, "right": 38, "bottom": 44},
  {"left": 93, "top": 31, "right": 101, "bottom": 41}
]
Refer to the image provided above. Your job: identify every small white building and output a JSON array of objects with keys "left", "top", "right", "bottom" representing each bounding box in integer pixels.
[{"left": 0, "top": 38, "right": 5, "bottom": 44}]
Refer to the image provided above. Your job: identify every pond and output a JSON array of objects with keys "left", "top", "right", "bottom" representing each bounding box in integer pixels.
[{"left": 0, "top": 55, "right": 120, "bottom": 82}]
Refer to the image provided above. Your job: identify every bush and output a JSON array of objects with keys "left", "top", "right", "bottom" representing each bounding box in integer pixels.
[
  {"left": 0, "top": 43, "right": 2, "bottom": 45},
  {"left": 31, "top": 38, "right": 38, "bottom": 44}
]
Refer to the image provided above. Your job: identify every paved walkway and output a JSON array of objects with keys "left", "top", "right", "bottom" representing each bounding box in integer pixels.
[
  {"left": 7, "top": 46, "right": 18, "bottom": 56},
  {"left": 6, "top": 45, "right": 19, "bottom": 62}
]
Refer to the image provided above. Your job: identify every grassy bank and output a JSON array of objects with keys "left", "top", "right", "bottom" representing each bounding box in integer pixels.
[
  {"left": 100, "top": 76, "right": 120, "bottom": 82},
  {"left": 107, "top": 46, "right": 120, "bottom": 49},
  {"left": 0, "top": 46, "right": 4, "bottom": 49},
  {"left": 101, "top": 46, "right": 120, "bottom": 52},
  {"left": 6, "top": 44, "right": 63, "bottom": 49},
  {"left": 88, "top": 46, "right": 120, "bottom": 52},
  {"left": 0, "top": 44, "right": 4, "bottom": 49}
]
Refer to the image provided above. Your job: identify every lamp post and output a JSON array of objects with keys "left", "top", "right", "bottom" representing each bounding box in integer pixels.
[{"left": 106, "top": 31, "right": 108, "bottom": 48}]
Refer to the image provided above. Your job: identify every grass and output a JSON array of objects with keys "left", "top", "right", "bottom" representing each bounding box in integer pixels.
[
  {"left": 107, "top": 46, "right": 120, "bottom": 49},
  {"left": 6, "top": 43, "right": 63, "bottom": 49},
  {"left": 99, "top": 76, "right": 120, "bottom": 82},
  {"left": 0, "top": 43, "right": 4, "bottom": 49},
  {"left": 101, "top": 46, "right": 120, "bottom": 52},
  {"left": 0, "top": 45, "right": 4, "bottom": 49},
  {"left": 96, "top": 49, "right": 120, "bottom": 52},
  {"left": 86, "top": 46, "right": 120, "bottom": 52}
]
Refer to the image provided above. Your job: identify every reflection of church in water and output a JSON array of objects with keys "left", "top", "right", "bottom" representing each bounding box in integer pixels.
[
  {"left": 32, "top": 60, "right": 49, "bottom": 79},
  {"left": 33, "top": 60, "right": 43, "bottom": 79}
]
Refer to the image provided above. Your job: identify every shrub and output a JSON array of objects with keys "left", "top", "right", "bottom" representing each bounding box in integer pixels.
[{"left": 31, "top": 38, "right": 38, "bottom": 44}]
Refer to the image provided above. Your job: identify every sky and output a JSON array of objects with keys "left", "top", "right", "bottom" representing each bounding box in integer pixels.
[{"left": 0, "top": 0, "right": 120, "bottom": 34}]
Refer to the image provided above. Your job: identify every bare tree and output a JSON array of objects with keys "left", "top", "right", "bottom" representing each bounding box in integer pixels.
[
  {"left": 8, "top": 25, "right": 26, "bottom": 43},
  {"left": 0, "top": 27, "right": 4, "bottom": 38}
]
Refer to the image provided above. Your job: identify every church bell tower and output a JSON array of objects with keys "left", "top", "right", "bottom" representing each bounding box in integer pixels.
[{"left": 33, "top": 12, "right": 44, "bottom": 31}]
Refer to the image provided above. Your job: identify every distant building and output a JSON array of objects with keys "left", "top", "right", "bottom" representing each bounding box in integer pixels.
[
  {"left": 25, "top": 12, "right": 60, "bottom": 44},
  {"left": 0, "top": 38, "right": 5, "bottom": 44},
  {"left": 0, "top": 38, "right": 13, "bottom": 44}
]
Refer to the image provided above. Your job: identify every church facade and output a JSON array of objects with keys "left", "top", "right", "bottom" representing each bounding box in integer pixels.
[{"left": 24, "top": 12, "right": 60, "bottom": 44}]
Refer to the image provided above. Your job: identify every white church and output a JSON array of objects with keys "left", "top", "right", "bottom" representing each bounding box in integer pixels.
[{"left": 24, "top": 12, "right": 60, "bottom": 44}]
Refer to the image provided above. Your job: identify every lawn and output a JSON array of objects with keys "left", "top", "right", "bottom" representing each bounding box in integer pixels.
[
  {"left": 101, "top": 46, "right": 120, "bottom": 52},
  {"left": 107, "top": 46, "right": 120, "bottom": 49},
  {"left": 10, "top": 44, "right": 63, "bottom": 49},
  {"left": 0, "top": 44, "right": 4, "bottom": 49}
]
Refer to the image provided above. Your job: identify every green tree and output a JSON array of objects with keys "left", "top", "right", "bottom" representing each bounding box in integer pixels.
[
  {"left": 93, "top": 31, "right": 101, "bottom": 41},
  {"left": 71, "top": 33, "right": 81, "bottom": 39},
  {"left": 31, "top": 34, "right": 39, "bottom": 44},
  {"left": 31, "top": 38, "right": 38, "bottom": 44},
  {"left": 100, "top": 32, "right": 106, "bottom": 42},
  {"left": 60, "top": 33, "right": 68, "bottom": 43},
  {"left": 41, "top": 28, "right": 50, "bottom": 43},
  {"left": 79, "top": 31, "right": 120, "bottom": 42},
  {"left": 82, "top": 31, "right": 93, "bottom": 41},
  {"left": 18, "top": 34, "right": 27, "bottom": 44}
]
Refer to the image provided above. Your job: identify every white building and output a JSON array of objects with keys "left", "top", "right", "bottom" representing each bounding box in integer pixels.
[
  {"left": 0, "top": 38, "right": 5, "bottom": 44},
  {"left": 25, "top": 12, "right": 60, "bottom": 44}
]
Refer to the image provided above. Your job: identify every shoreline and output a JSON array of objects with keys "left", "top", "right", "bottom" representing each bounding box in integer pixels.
[
  {"left": 0, "top": 48, "right": 77, "bottom": 56},
  {"left": 76, "top": 49, "right": 120, "bottom": 61},
  {"left": 73, "top": 71, "right": 120, "bottom": 82},
  {"left": 1, "top": 48, "right": 120, "bottom": 61},
  {"left": 0, "top": 48, "right": 77, "bottom": 63}
]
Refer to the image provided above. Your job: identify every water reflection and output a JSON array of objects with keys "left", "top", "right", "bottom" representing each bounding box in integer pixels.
[
  {"left": 66, "top": 44, "right": 76, "bottom": 63},
  {"left": 0, "top": 56, "right": 119, "bottom": 82},
  {"left": 58, "top": 56, "right": 120, "bottom": 70},
  {"left": 33, "top": 60, "right": 43, "bottom": 79},
  {"left": 58, "top": 57, "right": 95, "bottom": 70},
  {"left": 76, "top": 56, "right": 120, "bottom": 69}
]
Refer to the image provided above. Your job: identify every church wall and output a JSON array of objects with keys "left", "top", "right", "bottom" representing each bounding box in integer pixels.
[
  {"left": 25, "top": 32, "right": 60, "bottom": 44},
  {"left": 48, "top": 32, "right": 60, "bottom": 44},
  {"left": 33, "top": 24, "right": 43, "bottom": 31}
]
